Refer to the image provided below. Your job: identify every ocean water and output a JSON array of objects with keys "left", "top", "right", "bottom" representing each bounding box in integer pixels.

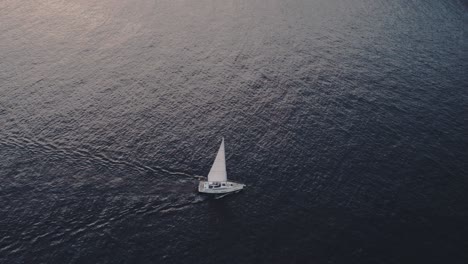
[{"left": 0, "top": 0, "right": 467, "bottom": 263}]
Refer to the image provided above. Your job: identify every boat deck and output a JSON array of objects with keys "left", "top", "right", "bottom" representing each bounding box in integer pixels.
[{"left": 198, "top": 181, "right": 245, "bottom": 194}]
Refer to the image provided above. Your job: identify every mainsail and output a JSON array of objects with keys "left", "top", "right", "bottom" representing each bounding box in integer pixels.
[{"left": 207, "top": 138, "right": 227, "bottom": 182}]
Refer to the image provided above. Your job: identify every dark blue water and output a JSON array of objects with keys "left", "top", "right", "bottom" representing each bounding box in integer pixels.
[{"left": 1, "top": 0, "right": 467, "bottom": 263}]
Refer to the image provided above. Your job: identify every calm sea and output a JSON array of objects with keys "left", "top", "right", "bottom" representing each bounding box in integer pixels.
[{"left": 0, "top": 0, "right": 467, "bottom": 263}]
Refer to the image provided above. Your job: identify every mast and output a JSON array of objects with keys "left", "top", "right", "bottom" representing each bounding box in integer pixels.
[{"left": 207, "top": 138, "right": 227, "bottom": 182}]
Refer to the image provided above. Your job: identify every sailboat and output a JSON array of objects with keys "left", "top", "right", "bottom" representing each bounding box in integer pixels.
[{"left": 198, "top": 138, "right": 246, "bottom": 194}]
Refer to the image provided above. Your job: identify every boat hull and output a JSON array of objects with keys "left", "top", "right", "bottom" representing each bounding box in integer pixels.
[{"left": 198, "top": 181, "right": 245, "bottom": 194}]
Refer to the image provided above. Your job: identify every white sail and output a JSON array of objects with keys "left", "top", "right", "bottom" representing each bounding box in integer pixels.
[{"left": 207, "top": 138, "right": 227, "bottom": 182}]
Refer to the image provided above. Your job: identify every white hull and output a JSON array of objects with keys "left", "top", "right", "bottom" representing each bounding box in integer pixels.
[{"left": 198, "top": 181, "right": 245, "bottom": 194}]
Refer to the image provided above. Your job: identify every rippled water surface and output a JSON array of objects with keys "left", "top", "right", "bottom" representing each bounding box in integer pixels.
[{"left": 0, "top": 0, "right": 467, "bottom": 263}]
